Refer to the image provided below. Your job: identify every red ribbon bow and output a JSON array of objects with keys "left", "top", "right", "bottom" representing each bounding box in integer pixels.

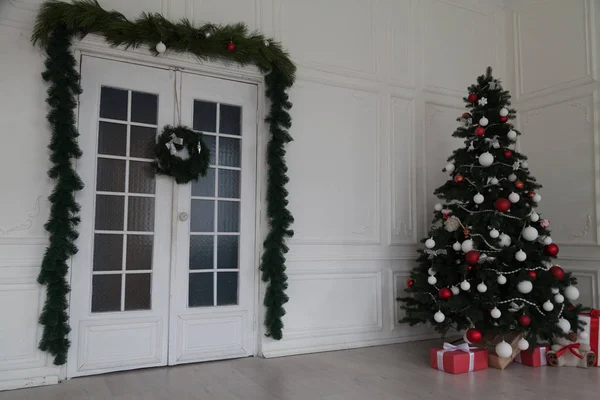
[
  {"left": 584, "top": 309, "right": 600, "bottom": 318},
  {"left": 555, "top": 343, "right": 583, "bottom": 359}
]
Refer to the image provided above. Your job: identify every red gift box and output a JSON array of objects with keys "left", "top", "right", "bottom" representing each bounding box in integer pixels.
[
  {"left": 579, "top": 309, "right": 600, "bottom": 367},
  {"left": 430, "top": 343, "right": 488, "bottom": 374},
  {"left": 513, "top": 346, "right": 549, "bottom": 367}
]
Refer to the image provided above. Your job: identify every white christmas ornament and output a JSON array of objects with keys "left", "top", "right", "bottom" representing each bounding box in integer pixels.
[
  {"left": 515, "top": 250, "right": 527, "bottom": 262},
  {"left": 477, "top": 282, "right": 488, "bottom": 293},
  {"left": 530, "top": 212, "right": 540, "bottom": 222},
  {"left": 521, "top": 161, "right": 529, "bottom": 169},
  {"left": 543, "top": 236, "right": 553, "bottom": 245},
  {"left": 554, "top": 293, "right": 564, "bottom": 304},
  {"left": 460, "top": 280, "right": 471, "bottom": 291},
  {"left": 499, "top": 234, "right": 512, "bottom": 247},
  {"left": 499, "top": 108, "right": 509, "bottom": 117},
  {"left": 479, "top": 117, "right": 489, "bottom": 127},
  {"left": 204, "top": 31, "right": 212, "bottom": 38},
  {"left": 425, "top": 238, "right": 436, "bottom": 249},
  {"left": 579, "top": 331, "right": 590, "bottom": 341},
  {"left": 452, "top": 242, "right": 462, "bottom": 251},
  {"left": 557, "top": 318, "right": 571, "bottom": 334},
  {"left": 479, "top": 152, "right": 494, "bottom": 167},
  {"left": 478, "top": 97, "right": 488, "bottom": 106},
  {"left": 264, "top": 40, "right": 270, "bottom": 47},
  {"left": 532, "top": 194, "right": 542, "bottom": 203},
  {"left": 451, "top": 286, "right": 460, "bottom": 295},
  {"left": 522, "top": 226, "right": 539, "bottom": 242},
  {"left": 551, "top": 287, "right": 560, "bottom": 294},
  {"left": 155, "top": 41, "right": 167, "bottom": 53},
  {"left": 497, "top": 274, "right": 507, "bottom": 285},
  {"left": 490, "top": 177, "right": 499, "bottom": 186},
  {"left": 473, "top": 193, "right": 484, "bottom": 204},
  {"left": 564, "top": 286, "right": 580, "bottom": 301},
  {"left": 493, "top": 142, "right": 500, "bottom": 149},
  {"left": 461, "top": 239, "right": 474, "bottom": 253},
  {"left": 507, "top": 130, "right": 517, "bottom": 141},
  {"left": 508, "top": 173, "right": 517, "bottom": 182},
  {"left": 445, "top": 163, "right": 455, "bottom": 173},
  {"left": 517, "top": 280, "right": 533, "bottom": 294},
  {"left": 517, "top": 338, "right": 530, "bottom": 351},
  {"left": 434, "top": 203, "right": 443, "bottom": 211},
  {"left": 427, "top": 276, "right": 437, "bottom": 285},
  {"left": 490, "top": 307, "right": 501, "bottom": 318},
  {"left": 495, "top": 341, "right": 513, "bottom": 358},
  {"left": 489, "top": 229, "right": 499, "bottom": 239},
  {"left": 428, "top": 268, "right": 435, "bottom": 276},
  {"left": 434, "top": 311, "right": 445, "bottom": 323},
  {"left": 542, "top": 301, "right": 554, "bottom": 312},
  {"left": 509, "top": 192, "right": 520, "bottom": 203}
]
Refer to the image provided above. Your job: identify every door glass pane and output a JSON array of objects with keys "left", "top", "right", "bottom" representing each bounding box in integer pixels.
[
  {"left": 98, "top": 122, "right": 127, "bottom": 156},
  {"left": 218, "top": 169, "right": 240, "bottom": 198},
  {"left": 93, "top": 234, "right": 123, "bottom": 271},
  {"left": 96, "top": 158, "right": 126, "bottom": 192},
  {"left": 190, "top": 235, "right": 214, "bottom": 270},
  {"left": 217, "top": 201, "right": 240, "bottom": 232},
  {"left": 218, "top": 137, "right": 241, "bottom": 167},
  {"left": 129, "top": 161, "right": 155, "bottom": 194},
  {"left": 100, "top": 87, "right": 128, "bottom": 121},
  {"left": 217, "top": 236, "right": 239, "bottom": 269},
  {"left": 219, "top": 104, "right": 241, "bottom": 136},
  {"left": 92, "top": 274, "right": 122, "bottom": 312},
  {"left": 191, "top": 167, "right": 216, "bottom": 197},
  {"left": 203, "top": 135, "right": 217, "bottom": 165},
  {"left": 124, "top": 273, "right": 152, "bottom": 310},
  {"left": 127, "top": 197, "right": 155, "bottom": 232},
  {"left": 190, "top": 200, "right": 215, "bottom": 232},
  {"left": 126, "top": 235, "right": 153, "bottom": 270},
  {"left": 189, "top": 273, "right": 214, "bottom": 307},
  {"left": 217, "top": 272, "right": 238, "bottom": 305},
  {"left": 130, "top": 126, "right": 156, "bottom": 159},
  {"left": 131, "top": 91, "right": 158, "bottom": 125},
  {"left": 193, "top": 100, "right": 217, "bottom": 132},
  {"left": 95, "top": 195, "right": 124, "bottom": 231}
]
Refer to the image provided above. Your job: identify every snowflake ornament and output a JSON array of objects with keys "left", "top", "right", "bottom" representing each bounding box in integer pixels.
[
  {"left": 444, "top": 216, "right": 461, "bottom": 232},
  {"left": 478, "top": 97, "right": 488, "bottom": 106}
]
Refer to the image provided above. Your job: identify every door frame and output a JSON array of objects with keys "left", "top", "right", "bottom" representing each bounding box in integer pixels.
[{"left": 67, "top": 36, "right": 268, "bottom": 378}]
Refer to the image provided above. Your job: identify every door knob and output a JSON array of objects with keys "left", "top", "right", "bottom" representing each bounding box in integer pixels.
[{"left": 178, "top": 212, "right": 189, "bottom": 221}]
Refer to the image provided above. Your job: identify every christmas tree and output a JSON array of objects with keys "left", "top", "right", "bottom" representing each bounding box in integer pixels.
[{"left": 399, "top": 67, "right": 584, "bottom": 351}]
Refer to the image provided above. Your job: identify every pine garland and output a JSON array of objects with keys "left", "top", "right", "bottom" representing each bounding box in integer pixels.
[{"left": 32, "top": 0, "right": 296, "bottom": 364}]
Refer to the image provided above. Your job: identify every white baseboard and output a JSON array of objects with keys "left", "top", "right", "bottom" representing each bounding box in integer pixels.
[{"left": 0, "top": 375, "right": 59, "bottom": 392}]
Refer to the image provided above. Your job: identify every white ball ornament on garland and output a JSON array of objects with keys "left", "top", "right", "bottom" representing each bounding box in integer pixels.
[
  {"left": 495, "top": 341, "right": 513, "bottom": 358},
  {"left": 509, "top": 192, "right": 520, "bottom": 203},
  {"left": 515, "top": 250, "right": 527, "bottom": 262},
  {"left": 517, "top": 280, "right": 533, "bottom": 294},
  {"left": 554, "top": 293, "right": 564, "bottom": 304},
  {"left": 473, "top": 193, "right": 484, "bottom": 204},
  {"left": 155, "top": 41, "right": 167, "bottom": 53},
  {"left": 497, "top": 274, "right": 507, "bottom": 285},
  {"left": 530, "top": 212, "right": 540, "bottom": 222},
  {"left": 427, "top": 276, "right": 437, "bottom": 285},
  {"left": 508, "top": 173, "right": 517, "bottom": 182},
  {"left": 490, "top": 307, "right": 501, "bottom": 319},
  {"left": 460, "top": 280, "right": 471, "bottom": 291},
  {"left": 551, "top": 287, "right": 560, "bottom": 294},
  {"left": 499, "top": 233, "right": 512, "bottom": 247},
  {"left": 564, "top": 286, "right": 580, "bottom": 301},
  {"left": 425, "top": 238, "right": 436, "bottom": 249},
  {"left": 507, "top": 130, "right": 517, "bottom": 141},
  {"left": 428, "top": 268, "right": 435, "bottom": 276},
  {"left": 493, "top": 141, "right": 500, "bottom": 149},
  {"left": 542, "top": 300, "right": 554, "bottom": 312},
  {"left": 557, "top": 318, "right": 571, "bottom": 334},
  {"left": 479, "top": 152, "right": 494, "bottom": 167},
  {"left": 477, "top": 282, "right": 488, "bottom": 293},
  {"left": 461, "top": 239, "right": 474, "bottom": 253},
  {"left": 434, "top": 203, "right": 443, "bottom": 211},
  {"left": 479, "top": 117, "right": 489, "bottom": 127},
  {"left": 521, "top": 161, "right": 529, "bottom": 169},
  {"left": 451, "top": 286, "right": 460, "bottom": 295},
  {"left": 532, "top": 193, "right": 542, "bottom": 203},
  {"left": 452, "top": 241, "right": 462, "bottom": 251},
  {"left": 517, "top": 338, "right": 530, "bottom": 351},
  {"left": 444, "top": 163, "right": 455, "bottom": 173},
  {"left": 499, "top": 108, "right": 509, "bottom": 117},
  {"left": 522, "top": 226, "right": 539, "bottom": 242},
  {"left": 434, "top": 311, "right": 445, "bottom": 323},
  {"left": 543, "top": 236, "right": 553, "bottom": 245},
  {"left": 490, "top": 177, "right": 499, "bottom": 185},
  {"left": 489, "top": 228, "right": 499, "bottom": 238}
]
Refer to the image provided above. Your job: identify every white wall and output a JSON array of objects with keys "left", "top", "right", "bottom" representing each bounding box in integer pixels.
[{"left": 6, "top": 0, "right": 586, "bottom": 390}]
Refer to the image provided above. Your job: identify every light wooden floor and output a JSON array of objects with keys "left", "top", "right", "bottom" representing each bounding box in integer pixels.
[{"left": 1, "top": 339, "right": 599, "bottom": 399}]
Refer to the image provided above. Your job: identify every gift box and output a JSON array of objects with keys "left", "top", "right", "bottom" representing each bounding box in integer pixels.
[
  {"left": 579, "top": 309, "right": 600, "bottom": 366},
  {"left": 476, "top": 331, "right": 522, "bottom": 369},
  {"left": 513, "top": 345, "right": 550, "bottom": 367},
  {"left": 430, "top": 343, "right": 488, "bottom": 374}
]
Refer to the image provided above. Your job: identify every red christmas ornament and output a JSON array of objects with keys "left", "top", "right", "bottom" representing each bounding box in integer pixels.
[
  {"left": 504, "top": 150, "right": 513, "bottom": 158},
  {"left": 465, "top": 250, "right": 480, "bottom": 265},
  {"left": 568, "top": 305, "right": 575, "bottom": 311},
  {"left": 515, "top": 180, "right": 525, "bottom": 190},
  {"left": 466, "top": 328, "right": 483, "bottom": 344},
  {"left": 519, "top": 314, "right": 532, "bottom": 327},
  {"left": 494, "top": 198, "right": 511, "bottom": 212},
  {"left": 499, "top": 116, "right": 509, "bottom": 123},
  {"left": 227, "top": 41, "right": 236, "bottom": 52},
  {"left": 549, "top": 265, "right": 565, "bottom": 280},
  {"left": 475, "top": 126, "right": 486, "bottom": 136},
  {"left": 468, "top": 93, "right": 478, "bottom": 103},
  {"left": 454, "top": 174, "right": 464, "bottom": 183},
  {"left": 545, "top": 243, "right": 559, "bottom": 257},
  {"left": 461, "top": 112, "right": 472, "bottom": 120},
  {"left": 528, "top": 270, "right": 537, "bottom": 279},
  {"left": 438, "top": 288, "right": 452, "bottom": 300},
  {"left": 406, "top": 278, "right": 414, "bottom": 287},
  {"left": 528, "top": 191, "right": 536, "bottom": 198}
]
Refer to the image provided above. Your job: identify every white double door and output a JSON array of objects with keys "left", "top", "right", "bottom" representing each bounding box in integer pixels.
[{"left": 68, "top": 56, "right": 258, "bottom": 378}]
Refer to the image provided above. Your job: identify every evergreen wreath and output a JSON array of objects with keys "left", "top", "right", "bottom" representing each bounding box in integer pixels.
[
  {"left": 154, "top": 125, "right": 210, "bottom": 184},
  {"left": 32, "top": 0, "right": 296, "bottom": 365}
]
